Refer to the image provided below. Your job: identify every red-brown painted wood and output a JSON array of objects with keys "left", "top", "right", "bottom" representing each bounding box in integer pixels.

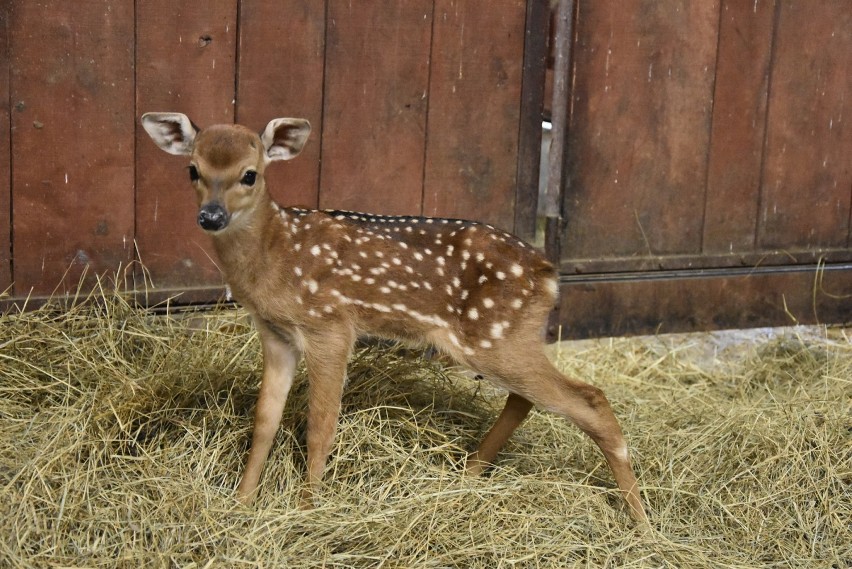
[
  {"left": 423, "top": 0, "right": 527, "bottom": 231},
  {"left": 703, "top": 0, "right": 776, "bottom": 255},
  {"left": 556, "top": 265, "right": 852, "bottom": 339},
  {"left": 9, "top": 1, "right": 135, "bottom": 296},
  {"left": 514, "top": 0, "right": 550, "bottom": 242},
  {"left": 135, "top": 1, "right": 238, "bottom": 289},
  {"left": 236, "top": 0, "right": 325, "bottom": 210},
  {"left": 319, "top": 0, "right": 433, "bottom": 216},
  {"left": 758, "top": 0, "right": 852, "bottom": 249},
  {"left": 562, "top": 0, "right": 720, "bottom": 261},
  {"left": 2, "top": 0, "right": 847, "bottom": 339},
  {"left": 0, "top": 5, "right": 11, "bottom": 290}
]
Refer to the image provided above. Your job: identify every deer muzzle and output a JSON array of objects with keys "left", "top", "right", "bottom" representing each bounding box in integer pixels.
[{"left": 197, "top": 202, "right": 229, "bottom": 232}]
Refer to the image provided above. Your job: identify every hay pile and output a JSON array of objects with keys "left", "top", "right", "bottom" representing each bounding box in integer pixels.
[{"left": 1, "top": 290, "right": 849, "bottom": 568}]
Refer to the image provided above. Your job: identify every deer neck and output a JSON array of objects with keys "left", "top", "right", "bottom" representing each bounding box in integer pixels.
[{"left": 209, "top": 190, "right": 284, "bottom": 287}]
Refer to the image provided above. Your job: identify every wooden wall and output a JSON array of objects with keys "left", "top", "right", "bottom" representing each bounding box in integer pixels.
[
  {"left": 1, "top": 0, "right": 531, "bottom": 299},
  {"left": 0, "top": 8, "right": 11, "bottom": 290},
  {"left": 3, "top": 0, "right": 849, "bottom": 336},
  {"left": 562, "top": 0, "right": 851, "bottom": 271},
  {"left": 555, "top": 0, "right": 852, "bottom": 337}
]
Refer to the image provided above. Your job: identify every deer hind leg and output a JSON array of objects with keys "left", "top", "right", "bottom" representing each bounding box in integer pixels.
[
  {"left": 470, "top": 350, "right": 647, "bottom": 523},
  {"left": 466, "top": 392, "right": 533, "bottom": 475},
  {"left": 299, "top": 326, "right": 354, "bottom": 509}
]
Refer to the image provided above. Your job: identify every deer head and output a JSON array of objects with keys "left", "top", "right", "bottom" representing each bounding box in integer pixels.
[{"left": 141, "top": 112, "right": 310, "bottom": 233}]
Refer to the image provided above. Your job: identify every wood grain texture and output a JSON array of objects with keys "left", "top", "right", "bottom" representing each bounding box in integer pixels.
[
  {"left": 423, "top": 0, "right": 527, "bottom": 231},
  {"left": 514, "top": 0, "right": 550, "bottom": 242},
  {"left": 703, "top": 0, "right": 775, "bottom": 255},
  {"left": 135, "top": 1, "right": 238, "bottom": 289},
  {"left": 557, "top": 265, "right": 852, "bottom": 339},
  {"left": 236, "top": 0, "right": 325, "bottom": 210},
  {"left": 562, "top": 0, "right": 720, "bottom": 261},
  {"left": 758, "top": 0, "right": 852, "bottom": 249},
  {"left": 0, "top": 5, "right": 11, "bottom": 290},
  {"left": 319, "top": 0, "right": 432, "bottom": 216},
  {"left": 9, "top": 0, "right": 135, "bottom": 296}
]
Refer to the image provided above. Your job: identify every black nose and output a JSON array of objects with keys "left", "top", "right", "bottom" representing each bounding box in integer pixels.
[{"left": 197, "top": 203, "right": 229, "bottom": 231}]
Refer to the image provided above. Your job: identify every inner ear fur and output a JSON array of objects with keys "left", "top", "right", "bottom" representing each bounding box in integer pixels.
[
  {"left": 141, "top": 112, "right": 199, "bottom": 156},
  {"left": 261, "top": 118, "right": 311, "bottom": 162}
]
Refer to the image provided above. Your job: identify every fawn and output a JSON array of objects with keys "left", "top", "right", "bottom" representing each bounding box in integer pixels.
[{"left": 141, "top": 112, "right": 648, "bottom": 522}]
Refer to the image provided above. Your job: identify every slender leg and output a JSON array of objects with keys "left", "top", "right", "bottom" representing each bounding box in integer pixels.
[
  {"left": 556, "top": 381, "right": 647, "bottom": 524},
  {"left": 299, "top": 327, "right": 354, "bottom": 508},
  {"left": 467, "top": 392, "right": 534, "bottom": 475},
  {"left": 471, "top": 350, "right": 648, "bottom": 523},
  {"left": 236, "top": 320, "right": 299, "bottom": 504},
  {"left": 539, "top": 371, "right": 647, "bottom": 523}
]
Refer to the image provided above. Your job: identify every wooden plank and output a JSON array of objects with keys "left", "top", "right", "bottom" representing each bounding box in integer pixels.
[
  {"left": 135, "top": 1, "right": 238, "bottom": 289},
  {"left": 555, "top": 264, "right": 852, "bottom": 339},
  {"left": 423, "top": 0, "right": 527, "bottom": 231},
  {"left": 543, "top": 0, "right": 574, "bottom": 222},
  {"left": 562, "top": 0, "right": 720, "bottom": 262},
  {"left": 9, "top": 0, "right": 135, "bottom": 297},
  {"left": 560, "top": 246, "right": 852, "bottom": 275},
  {"left": 703, "top": 0, "right": 776, "bottom": 255},
  {"left": 0, "top": 285, "right": 227, "bottom": 314},
  {"left": 514, "top": 0, "right": 550, "bottom": 242},
  {"left": 236, "top": 0, "right": 325, "bottom": 209},
  {"left": 319, "top": 0, "right": 432, "bottom": 216},
  {"left": 0, "top": 5, "right": 11, "bottom": 291},
  {"left": 758, "top": 0, "right": 852, "bottom": 249}
]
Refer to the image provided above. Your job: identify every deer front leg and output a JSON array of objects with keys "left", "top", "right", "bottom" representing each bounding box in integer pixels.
[
  {"left": 236, "top": 319, "right": 300, "bottom": 505},
  {"left": 299, "top": 327, "right": 354, "bottom": 509}
]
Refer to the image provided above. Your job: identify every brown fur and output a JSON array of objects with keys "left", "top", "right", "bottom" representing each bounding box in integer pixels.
[{"left": 140, "top": 112, "right": 648, "bottom": 523}]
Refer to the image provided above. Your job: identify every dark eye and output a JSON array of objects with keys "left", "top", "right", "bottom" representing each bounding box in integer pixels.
[
  {"left": 241, "top": 170, "right": 257, "bottom": 186},
  {"left": 188, "top": 165, "right": 200, "bottom": 182}
]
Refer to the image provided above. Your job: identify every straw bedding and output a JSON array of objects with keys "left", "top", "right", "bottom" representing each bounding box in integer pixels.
[{"left": 0, "top": 289, "right": 849, "bottom": 568}]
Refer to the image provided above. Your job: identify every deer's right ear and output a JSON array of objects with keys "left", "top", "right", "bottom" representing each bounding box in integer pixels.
[{"left": 141, "top": 112, "right": 198, "bottom": 155}]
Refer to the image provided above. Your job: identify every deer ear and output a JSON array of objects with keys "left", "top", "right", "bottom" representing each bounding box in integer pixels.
[
  {"left": 261, "top": 118, "right": 311, "bottom": 162},
  {"left": 141, "top": 112, "right": 199, "bottom": 156}
]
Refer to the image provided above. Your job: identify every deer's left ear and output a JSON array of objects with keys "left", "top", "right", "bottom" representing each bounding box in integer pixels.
[
  {"left": 141, "top": 112, "right": 199, "bottom": 156},
  {"left": 261, "top": 118, "right": 311, "bottom": 162}
]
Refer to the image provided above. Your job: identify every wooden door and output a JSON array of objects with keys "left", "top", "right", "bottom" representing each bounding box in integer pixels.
[{"left": 552, "top": 0, "right": 852, "bottom": 338}]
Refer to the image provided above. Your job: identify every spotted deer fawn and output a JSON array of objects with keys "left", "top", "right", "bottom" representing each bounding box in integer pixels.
[{"left": 141, "top": 112, "right": 647, "bottom": 522}]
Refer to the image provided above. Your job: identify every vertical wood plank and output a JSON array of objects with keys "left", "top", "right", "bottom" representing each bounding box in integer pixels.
[
  {"left": 758, "top": 0, "right": 852, "bottom": 249},
  {"left": 9, "top": 0, "right": 135, "bottom": 296},
  {"left": 236, "top": 0, "right": 325, "bottom": 209},
  {"left": 319, "top": 0, "right": 432, "bottom": 216},
  {"left": 0, "top": 4, "right": 11, "bottom": 290},
  {"left": 514, "top": 0, "right": 550, "bottom": 242},
  {"left": 703, "top": 0, "right": 775, "bottom": 255},
  {"left": 423, "top": 0, "right": 527, "bottom": 230},
  {"left": 135, "top": 1, "right": 238, "bottom": 289},
  {"left": 562, "top": 0, "right": 720, "bottom": 261}
]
